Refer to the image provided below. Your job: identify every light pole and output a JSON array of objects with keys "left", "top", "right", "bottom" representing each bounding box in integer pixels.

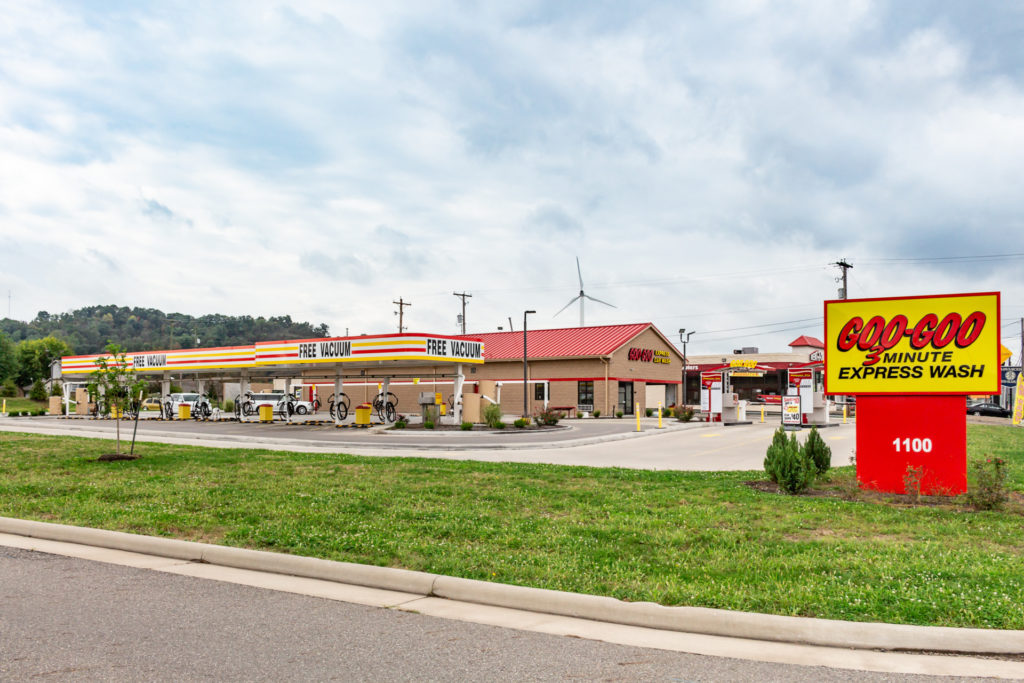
[
  {"left": 524, "top": 310, "right": 535, "bottom": 418},
  {"left": 679, "top": 329, "right": 694, "bottom": 408}
]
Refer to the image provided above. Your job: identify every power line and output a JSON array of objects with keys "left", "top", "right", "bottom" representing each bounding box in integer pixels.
[
  {"left": 860, "top": 252, "right": 1024, "bottom": 264},
  {"left": 693, "top": 316, "right": 824, "bottom": 336}
]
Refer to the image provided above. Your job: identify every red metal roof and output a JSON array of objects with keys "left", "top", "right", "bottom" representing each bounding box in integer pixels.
[
  {"left": 788, "top": 335, "right": 824, "bottom": 348},
  {"left": 473, "top": 323, "right": 653, "bottom": 360}
]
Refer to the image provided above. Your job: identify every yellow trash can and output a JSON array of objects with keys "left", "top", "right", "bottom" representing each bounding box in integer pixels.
[
  {"left": 355, "top": 403, "right": 372, "bottom": 426},
  {"left": 178, "top": 404, "right": 191, "bottom": 420},
  {"left": 259, "top": 405, "right": 273, "bottom": 423},
  {"left": 439, "top": 404, "right": 447, "bottom": 416}
]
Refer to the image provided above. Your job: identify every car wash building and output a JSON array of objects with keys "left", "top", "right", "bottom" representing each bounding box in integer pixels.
[
  {"left": 459, "top": 323, "right": 685, "bottom": 417},
  {"left": 57, "top": 322, "right": 684, "bottom": 422}
]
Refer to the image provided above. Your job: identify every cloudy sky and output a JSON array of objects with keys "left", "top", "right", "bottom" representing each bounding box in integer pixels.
[{"left": 2, "top": 0, "right": 1023, "bottom": 358}]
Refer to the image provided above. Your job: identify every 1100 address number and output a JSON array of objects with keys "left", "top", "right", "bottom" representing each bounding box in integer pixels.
[{"left": 892, "top": 437, "right": 933, "bottom": 453}]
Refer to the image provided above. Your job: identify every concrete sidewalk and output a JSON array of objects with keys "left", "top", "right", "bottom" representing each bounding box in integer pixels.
[{"left": 1, "top": 517, "right": 1021, "bottom": 679}]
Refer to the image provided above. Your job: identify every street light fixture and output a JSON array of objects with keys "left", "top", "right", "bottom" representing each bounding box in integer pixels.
[
  {"left": 679, "top": 329, "right": 695, "bottom": 408},
  {"left": 524, "top": 310, "right": 535, "bottom": 418}
]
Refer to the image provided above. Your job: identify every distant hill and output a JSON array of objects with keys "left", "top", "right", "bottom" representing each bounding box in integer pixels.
[{"left": 0, "top": 305, "right": 330, "bottom": 355}]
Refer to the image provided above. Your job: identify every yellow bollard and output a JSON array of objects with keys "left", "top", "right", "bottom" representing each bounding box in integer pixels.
[
  {"left": 843, "top": 406, "right": 848, "bottom": 424},
  {"left": 658, "top": 402, "right": 663, "bottom": 429},
  {"left": 760, "top": 406, "right": 765, "bottom": 423},
  {"left": 635, "top": 402, "right": 641, "bottom": 432},
  {"left": 2, "top": 399, "right": 5, "bottom": 414}
]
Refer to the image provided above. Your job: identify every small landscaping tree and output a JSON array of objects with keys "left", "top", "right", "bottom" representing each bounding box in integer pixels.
[
  {"left": 29, "top": 379, "right": 47, "bottom": 401},
  {"left": 764, "top": 427, "right": 815, "bottom": 494},
  {"left": 0, "top": 378, "right": 17, "bottom": 398},
  {"left": 803, "top": 427, "right": 831, "bottom": 476},
  {"left": 86, "top": 343, "right": 145, "bottom": 461}
]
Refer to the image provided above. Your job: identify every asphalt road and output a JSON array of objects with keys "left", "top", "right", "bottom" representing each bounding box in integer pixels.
[{"left": 0, "top": 545, "right": 984, "bottom": 682}]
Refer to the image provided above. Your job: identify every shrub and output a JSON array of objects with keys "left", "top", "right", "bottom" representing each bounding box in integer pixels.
[
  {"left": 50, "top": 382, "right": 63, "bottom": 397},
  {"left": 535, "top": 408, "right": 561, "bottom": 426},
  {"left": 224, "top": 399, "right": 234, "bottom": 413},
  {"left": 514, "top": 418, "right": 527, "bottom": 428},
  {"left": 0, "top": 379, "right": 17, "bottom": 398},
  {"left": 645, "top": 408, "right": 654, "bottom": 417},
  {"left": 764, "top": 427, "right": 814, "bottom": 494},
  {"left": 482, "top": 402, "right": 503, "bottom": 428},
  {"left": 460, "top": 421, "right": 473, "bottom": 430},
  {"left": 29, "top": 379, "right": 48, "bottom": 401},
  {"left": 804, "top": 427, "right": 831, "bottom": 475},
  {"left": 592, "top": 410, "right": 601, "bottom": 418},
  {"left": 763, "top": 427, "right": 790, "bottom": 484},
  {"left": 494, "top": 421, "right": 506, "bottom": 429},
  {"left": 423, "top": 420, "right": 434, "bottom": 430},
  {"left": 967, "top": 458, "right": 1009, "bottom": 511},
  {"left": 676, "top": 407, "right": 694, "bottom": 422},
  {"left": 422, "top": 405, "right": 438, "bottom": 423},
  {"left": 903, "top": 465, "right": 925, "bottom": 502},
  {"left": 615, "top": 411, "right": 623, "bottom": 418}
]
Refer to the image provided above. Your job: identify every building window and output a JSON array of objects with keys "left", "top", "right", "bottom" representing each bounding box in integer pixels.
[
  {"left": 534, "top": 383, "right": 545, "bottom": 401},
  {"left": 577, "top": 381, "right": 594, "bottom": 406}
]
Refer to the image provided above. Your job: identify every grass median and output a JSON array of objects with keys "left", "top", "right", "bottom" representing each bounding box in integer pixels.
[{"left": 1, "top": 426, "right": 1022, "bottom": 629}]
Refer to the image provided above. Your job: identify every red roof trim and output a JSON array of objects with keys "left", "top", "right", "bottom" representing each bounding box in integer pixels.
[
  {"left": 470, "top": 323, "right": 654, "bottom": 360},
  {"left": 788, "top": 335, "right": 824, "bottom": 348}
]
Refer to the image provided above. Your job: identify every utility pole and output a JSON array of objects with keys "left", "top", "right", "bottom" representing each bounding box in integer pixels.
[
  {"left": 523, "top": 310, "right": 535, "bottom": 418},
  {"left": 832, "top": 259, "right": 853, "bottom": 299},
  {"left": 453, "top": 292, "right": 472, "bottom": 334},
  {"left": 679, "top": 329, "right": 695, "bottom": 408},
  {"left": 393, "top": 298, "right": 411, "bottom": 333}
]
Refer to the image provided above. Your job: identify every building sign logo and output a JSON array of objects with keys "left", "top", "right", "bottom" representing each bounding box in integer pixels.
[
  {"left": 628, "top": 348, "right": 671, "bottom": 364},
  {"left": 825, "top": 292, "right": 1000, "bottom": 395}
]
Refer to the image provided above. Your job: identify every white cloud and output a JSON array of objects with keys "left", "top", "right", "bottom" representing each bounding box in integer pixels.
[{"left": 1, "top": 0, "right": 1023, "bottom": 353}]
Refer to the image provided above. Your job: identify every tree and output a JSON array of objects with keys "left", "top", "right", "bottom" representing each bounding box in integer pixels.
[
  {"left": 86, "top": 343, "right": 146, "bottom": 461},
  {"left": 15, "top": 336, "right": 74, "bottom": 386},
  {"left": 0, "top": 332, "right": 17, "bottom": 383}
]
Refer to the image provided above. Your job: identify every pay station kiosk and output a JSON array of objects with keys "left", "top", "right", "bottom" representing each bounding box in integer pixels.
[
  {"left": 700, "top": 363, "right": 755, "bottom": 424},
  {"left": 787, "top": 362, "right": 829, "bottom": 426}
]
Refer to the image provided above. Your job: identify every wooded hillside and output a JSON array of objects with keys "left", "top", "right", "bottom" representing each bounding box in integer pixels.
[{"left": 0, "top": 305, "right": 331, "bottom": 356}]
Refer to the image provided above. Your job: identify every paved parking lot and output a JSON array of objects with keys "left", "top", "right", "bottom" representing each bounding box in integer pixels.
[{"left": 0, "top": 414, "right": 858, "bottom": 471}]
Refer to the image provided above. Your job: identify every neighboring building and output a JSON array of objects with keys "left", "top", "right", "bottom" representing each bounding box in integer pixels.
[{"left": 685, "top": 336, "right": 825, "bottom": 403}]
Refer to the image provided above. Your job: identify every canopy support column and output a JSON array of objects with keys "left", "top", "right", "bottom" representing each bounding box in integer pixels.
[
  {"left": 453, "top": 364, "right": 464, "bottom": 423},
  {"left": 333, "top": 371, "right": 343, "bottom": 428}
]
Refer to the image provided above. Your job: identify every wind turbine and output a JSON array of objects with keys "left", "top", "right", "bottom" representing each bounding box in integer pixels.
[{"left": 554, "top": 257, "right": 616, "bottom": 327}]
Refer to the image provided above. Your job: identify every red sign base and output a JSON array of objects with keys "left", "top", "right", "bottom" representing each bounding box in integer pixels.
[{"left": 855, "top": 395, "right": 966, "bottom": 495}]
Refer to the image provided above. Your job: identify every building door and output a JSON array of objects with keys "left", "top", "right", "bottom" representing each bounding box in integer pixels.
[{"left": 618, "top": 381, "right": 634, "bottom": 414}]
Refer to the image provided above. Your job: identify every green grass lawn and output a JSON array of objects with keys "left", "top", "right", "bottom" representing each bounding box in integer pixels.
[
  {"left": 1, "top": 397, "right": 48, "bottom": 413},
  {"left": 1, "top": 425, "right": 1022, "bottom": 629}
]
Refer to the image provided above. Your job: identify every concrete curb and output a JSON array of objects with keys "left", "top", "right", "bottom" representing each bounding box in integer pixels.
[{"left": 2, "top": 516, "right": 1021, "bottom": 655}]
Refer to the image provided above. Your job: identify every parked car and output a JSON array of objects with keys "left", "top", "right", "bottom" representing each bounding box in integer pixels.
[
  {"left": 140, "top": 397, "right": 163, "bottom": 411},
  {"left": 966, "top": 402, "right": 1010, "bottom": 418}
]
